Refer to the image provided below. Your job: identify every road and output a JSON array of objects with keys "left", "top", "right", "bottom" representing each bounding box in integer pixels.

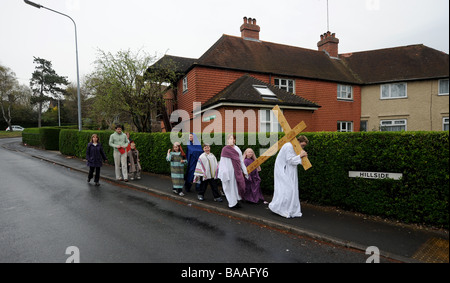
[{"left": 0, "top": 138, "right": 374, "bottom": 264}]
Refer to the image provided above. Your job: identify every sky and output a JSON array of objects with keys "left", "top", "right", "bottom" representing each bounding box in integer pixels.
[{"left": 1, "top": 0, "right": 449, "bottom": 87}]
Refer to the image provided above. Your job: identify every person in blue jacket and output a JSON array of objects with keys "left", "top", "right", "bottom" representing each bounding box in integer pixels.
[
  {"left": 184, "top": 133, "right": 203, "bottom": 192},
  {"left": 86, "top": 133, "right": 108, "bottom": 186}
]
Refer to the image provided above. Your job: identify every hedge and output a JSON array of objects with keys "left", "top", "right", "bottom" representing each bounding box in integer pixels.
[
  {"left": 297, "top": 131, "right": 449, "bottom": 228},
  {"left": 22, "top": 127, "right": 61, "bottom": 150},
  {"left": 52, "top": 130, "right": 450, "bottom": 228}
]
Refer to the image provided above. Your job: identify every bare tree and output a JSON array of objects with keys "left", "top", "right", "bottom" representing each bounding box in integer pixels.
[{"left": 0, "top": 64, "right": 19, "bottom": 130}]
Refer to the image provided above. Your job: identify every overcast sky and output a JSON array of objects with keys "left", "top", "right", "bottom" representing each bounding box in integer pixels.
[{"left": 1, "top": 0, "right": 449, "bottom": 86}]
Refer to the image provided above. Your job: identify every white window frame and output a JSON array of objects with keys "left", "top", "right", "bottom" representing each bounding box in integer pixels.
[
  {"left": 337, "top": 121, "right": 353, "bottom": 132},
  {"left": 259, "top": 109, "right": 282, "bottom": 133},
  {"left": 337, "top": 84, "right": 353, "bottom": 100},
  {"left": 438, "top": 79, "right": 449, "bottom": 95},
  {"left": 443, "top": 117, "right": 449, "bottom": 131},
  {"left": 274, "top": 78, "right": 295, "bottom": 94},
  {"left": 380, "top": 119, "right": 407, "bottom": 131},
  {"left": 381, "top": 83, "right": 407, "bottom": 99},
  {"left": 182, "top": 76, "right": 188, "bottom": 93}
]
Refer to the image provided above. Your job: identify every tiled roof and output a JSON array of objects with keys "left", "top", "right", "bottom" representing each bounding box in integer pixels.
[
  {"left": 151, "top": 35, "right": 449, "bottom": 86},
  {"left": 148, "top": 55, "right": 196, "bottom": 79},
  {"left": 196, "top": 35, "right": 360, "bottom": 84},
  {"left": 340, "top": 44, "right": 449, "bottom": 84},
  {"left": 200, "top": 74, "right": 320, "bottom": 110}
]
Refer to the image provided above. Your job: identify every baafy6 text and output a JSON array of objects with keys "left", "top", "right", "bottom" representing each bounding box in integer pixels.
[{"left": 181, "top": 267, "right": 269, "bottom": 280}]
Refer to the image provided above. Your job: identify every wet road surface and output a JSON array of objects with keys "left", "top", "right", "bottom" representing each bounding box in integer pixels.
[{"left": 1, "top": 138, "right": 374, "bottom": 263}]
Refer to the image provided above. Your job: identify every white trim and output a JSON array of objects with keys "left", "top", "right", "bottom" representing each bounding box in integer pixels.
[
  {"left": 182, "top": 76, "right": 188, "bottom": 92},
  {"left": 337, "top": 121, "right": 353, "bottom": 132},
  {"left": 379, "top": 118, "right": 407, "bottom": 131},
  {"left": 274, "top": 78, "right": 296, "bottom": 94},
  {"left": 259, "top": 108, "right": 282, "bottom": 133},
  {"left": 337, "top": 84, "right": 353, "bottom": 101},
  {"left": 443, "top": 117, "right": 449, "bottom": 131}
]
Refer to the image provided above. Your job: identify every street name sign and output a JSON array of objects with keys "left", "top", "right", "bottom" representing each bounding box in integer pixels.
[{"left": 349, "top": 171, "right": 403, "bottom": 180}]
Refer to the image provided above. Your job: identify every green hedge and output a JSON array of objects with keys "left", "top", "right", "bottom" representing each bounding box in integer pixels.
[
  {"left": 22, "top": 128, "right": 41, "bottom": 147},
  {"left": 297, "top": 131, "right": 449, "bottom": 228},
  {"left": 22, "top": 127, "right": 61, "bottom": 150},
  {"left": 59, "top": 130, "right": 115, "bottom": 161},
  {"left": 56, "top": 130, "right": 450, "bottom": 228}
]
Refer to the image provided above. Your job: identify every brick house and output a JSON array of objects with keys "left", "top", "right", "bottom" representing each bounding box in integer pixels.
[
  {"left": 151, "top": 17, "right": 449, "bottom": 133},
  {"left": 340, "top": 45, "right": 449, "bottom": 131}
]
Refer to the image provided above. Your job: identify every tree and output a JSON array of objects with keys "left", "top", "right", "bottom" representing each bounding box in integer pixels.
[
  {"left": 86, "top": 49, "right": 177, "bottom": 132},
  {"left": 0, "top": 64, "right": 18, "bottom": 130},
  {"left": 29, "top": 57, "right": 69, "bottom": 127},
  {"left": 144, "top": 58, "right": 179, "bottom": 132}
]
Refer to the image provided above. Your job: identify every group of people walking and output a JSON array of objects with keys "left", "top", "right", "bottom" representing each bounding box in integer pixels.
[
  {"left": 84, "top": 125, "right": 309, "bottom": 219},
  {"left": 85, "top": 125, "right": 141, "bottom": 186},
  {"left": 168, "top": 133, "right": 309, "bottom": 219}
]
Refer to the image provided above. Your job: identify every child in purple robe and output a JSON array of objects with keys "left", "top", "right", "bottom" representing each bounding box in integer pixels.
[{"left": 242, "top": 148, "right": 267, "bottom": 204}]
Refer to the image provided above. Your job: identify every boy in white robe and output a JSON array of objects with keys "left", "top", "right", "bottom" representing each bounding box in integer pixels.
[{"left": 269, "top": 136, "right": 308, "bottom": 218}]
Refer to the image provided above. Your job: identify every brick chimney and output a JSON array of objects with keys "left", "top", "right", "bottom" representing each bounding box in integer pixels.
[
  {"left": 317, "top": 31, "right": 339, "bottom": 58},
  {"left": 240, "top": 17, "right": 260, "bottom": 40}
]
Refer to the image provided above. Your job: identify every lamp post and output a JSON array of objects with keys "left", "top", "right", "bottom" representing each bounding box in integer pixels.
[{"left": 24, "top": 0, "right": 82, "bottom": 131}]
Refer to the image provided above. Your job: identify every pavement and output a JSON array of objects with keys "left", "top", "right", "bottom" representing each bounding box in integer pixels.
[{"left": 2, "top": 138, "right": 449, "bottom": 263}]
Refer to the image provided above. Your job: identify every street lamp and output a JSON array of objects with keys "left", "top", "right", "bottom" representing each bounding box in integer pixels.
[{"left": 24, "top": 0, "right": 82, "bottom": 131}]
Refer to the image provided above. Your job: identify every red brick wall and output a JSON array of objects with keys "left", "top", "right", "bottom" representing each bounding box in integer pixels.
[
  {"left": 173, "top": 66, "right": 361, "bottom": 133},
  {"left": 177, "top": 67, "right": 270, "bottom": 117},
  {"left": 295, "top": 78, "right": 361, "bottom": 132}
]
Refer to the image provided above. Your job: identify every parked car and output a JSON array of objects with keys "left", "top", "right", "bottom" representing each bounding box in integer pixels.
[{"left": 5, "top": 125, "right": 25, "bottom": 131}]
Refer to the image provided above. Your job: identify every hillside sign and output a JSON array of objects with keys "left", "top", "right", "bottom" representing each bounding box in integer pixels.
[{"left": 349, "top": 171, "right": 403, "bottom": 180}]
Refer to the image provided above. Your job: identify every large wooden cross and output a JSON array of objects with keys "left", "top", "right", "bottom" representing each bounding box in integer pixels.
[{"left": 246, "top": 105, "right": 312, "bottom": 173}]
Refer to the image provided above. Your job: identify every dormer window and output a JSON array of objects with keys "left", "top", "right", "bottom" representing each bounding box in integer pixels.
[{"left": 253, "top": 85, "right": 278, "bottom": 101}]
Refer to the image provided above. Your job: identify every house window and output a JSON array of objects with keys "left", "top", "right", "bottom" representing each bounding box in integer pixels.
[
  {"left": 182, "top": 76, "right": 188, "bottom": 92},
  {"left": 337, "top": 85, "right": 353, "bottom": 100},
  {"left": 439, "top": 79, "right": 449, "bottom": 95},
  {"left": 443, "top": 117, "right": 449, "bottom": 131},
  {"left": 274, "top": 78, "right": 295, "bottom": 93},
  {"left": 381, "top": 83, "right": 407, "bottom": 99},
  {"left": 259, "top": 109, "right": 282, "bottom": 133},
  {"left": 360, "top": 120, "right": 368, "bottom": 132},
  {"left": 380, "top": 119, "right": 407, "bottom": 131},
  {"left": 337, "top": 121, "right": 353, "bottom": 132}
]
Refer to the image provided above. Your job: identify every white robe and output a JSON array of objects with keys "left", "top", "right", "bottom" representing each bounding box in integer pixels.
[
  {"left": 217, "top": 145, "right": 248, "bottom": 208},
  {"left": 269, "top": 142, "right": 303, "bottom": 218}
]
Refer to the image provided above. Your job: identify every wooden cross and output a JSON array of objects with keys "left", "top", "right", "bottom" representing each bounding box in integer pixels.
[{"left": 246, "top": 105, "right": 312, "bottom": 173}]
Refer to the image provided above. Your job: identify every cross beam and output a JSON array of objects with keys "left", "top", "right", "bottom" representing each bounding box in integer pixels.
[
  {"left": 272, "top": 105, "right": 312, "bottom": 170},
  {"left": 246, "top": 105, "right": 312, "bottom": 174}
]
